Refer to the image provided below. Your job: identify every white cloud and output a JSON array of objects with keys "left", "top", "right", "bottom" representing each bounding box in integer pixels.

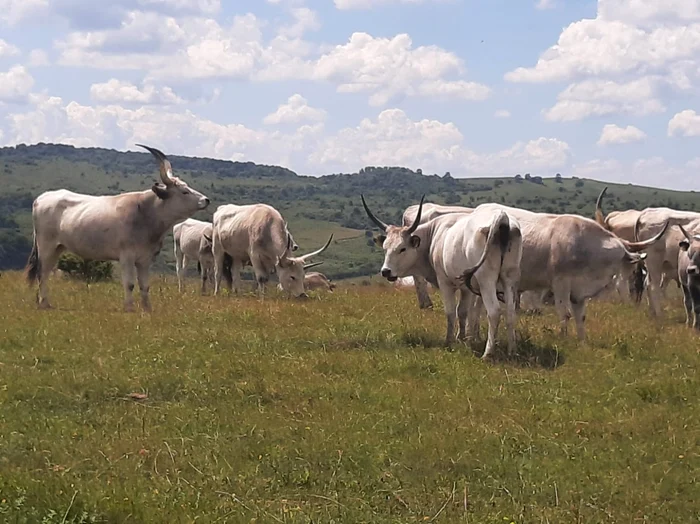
[
  {"left": 543, "top": 77, "right": 665, "bottom": 122},
  {"left": 572, "top": 156, "right": 699, "bottom": 190},
  {"left": 0, "top": 65, "right": 34, "bottom": 103},
  {"left": 90, "top": 79, "right": 185, "bottom": 105},
  {"left": 263, "top": 94, "right": 326, "bottom": 125},
  {"left": 27, "top": 49, "right": 50, "bottom": 67},
  {"left": 334, "top": 0, "right": 446, "bottom": 9},
  {"left": 668, "top": 109, "right": 700, "bottom": 136},
  {"left": 535, "top": 0, "right": 556, "bottom": 10},
  {"left": 494, "top": 109, "right": 511, "bottom": 118},
  {"left": 0, "top": 0, "right": 47, "bottom": 25},
  {"left": 598, "top": 0, "right": 700, "bottom": 26},
  {"left": 309, "top": 108, "right": 569, "bottom": 175},
  {"left": 278, "top": 7, "right": 320, "bottom": 38},
  {"left": 0, "top": 38, "right": 19, "bottom": 56},
  {"left": 597, "top": 124, "right": 647, "bottom": 146}
]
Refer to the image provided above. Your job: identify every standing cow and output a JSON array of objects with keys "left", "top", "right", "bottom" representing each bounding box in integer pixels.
[
  {"left": 363, "top": 196, "right": 523, "bottom": 359},
  {"left": 26, "top": 145, "right": 210, "bottom": 312},
  {"left": 677, "top": 225, "right": 700, "bottom": 330},
  {"left": 212, "top": 203, "right": 330, "bottom": 298},
  {"left": 401, "top": 202, "right": 473, "bottom": 310},
  {"left": 596, "top": 187, "right": 699, "bottom": 318},
  {"left": 471, "top": 203, "right": 668, "bottom": 340},
  {"left": 173, "top": 218, "right": 215, "bottom": 294}
]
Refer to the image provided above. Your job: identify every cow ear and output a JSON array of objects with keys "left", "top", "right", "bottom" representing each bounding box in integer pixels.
[
  {"left": 410, "top": 235, "right": 421, "bottom": 248},
  {"left": 680, "top": 240, "right": 690, "bottom": 251},
  {"left": 277, "top": 256, "right": 290, "bottom": 268},
  {"left": 152, "top": 183, "right": 170, "bottom": 200},
  {"left": 374, "top": 234, "right": 386, "bottom": 246}
]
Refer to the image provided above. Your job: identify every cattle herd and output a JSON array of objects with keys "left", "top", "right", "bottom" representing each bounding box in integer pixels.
[{"left": 22, "top": 145, "right": 700, "bottom": 360}]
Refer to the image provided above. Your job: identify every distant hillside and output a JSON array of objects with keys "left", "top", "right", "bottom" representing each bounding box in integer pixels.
[{"left": 2, "top": 143, "right": 700, "bottom": 278}]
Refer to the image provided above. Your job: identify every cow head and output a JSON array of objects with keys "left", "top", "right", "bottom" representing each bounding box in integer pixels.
[
  {"left": 679, "top": 225, "right": 700, "bottom": 277},
  {"left": 137, "top": 144, "right": 210, "bottom": 215},
  {"left": 362, "top": 194, "right": 424, "bottom": 282},
  {"left": 277, "top": 234, "right": 333, "bottom": 298}
]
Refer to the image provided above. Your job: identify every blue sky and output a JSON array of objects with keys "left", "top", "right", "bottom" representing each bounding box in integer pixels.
[{"left": 1, "top": 0, "right": 700, "bottom": 190}]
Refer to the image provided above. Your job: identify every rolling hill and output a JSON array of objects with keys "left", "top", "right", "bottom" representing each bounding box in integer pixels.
[{"left": 2, "top": 143, "right": 699, "bottom": 279}]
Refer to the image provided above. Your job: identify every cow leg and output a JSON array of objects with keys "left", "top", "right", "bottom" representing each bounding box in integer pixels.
[
  {"left": 644, "top": 264, "right": 663, "bottom": 319},
  {"left": 690, "top": 284, "right": 700, "bottom": 331},
  {"left": 570, "top": 297, "right": 586, "bottom": 341},
  {"left": 231, "top": 259, "right": 244, "bottom": 294},
  {"left": 682, "top": 284, "right": 693, "bottom": 327},
  {"left": 135, "top": 261, "right": 152, "bottom": 313},
  {"left": 503, "top": 281, "right": 517, "bottom": 356},
  {"left": 480, "top": 280, "right": 501, "bottom": 360},
  {"left": 176, "top": 251, "right": 186, "bottom": 293},
  {"left": 467, "top": 295, "right": 483, "bottom": 342},
  {"left": 438, "top": 283, "right": 458, "bottom": 346},
  {"left": 200, "top": 264, "right": 208, "bottom": 295},
  {"left": 251, "top": 258, "right": 268, "bottom": 299},
  {"left": 213, "top": 251, "right": 225, "bottom": 296},
  {"left": 36, "top": 244, "right": 63, "bottom": 309},
  {"left": 414, "top": 275, "right": 433, "bottom": 309},
  {"left": 120, "top": 258, "right": 137, "bottom": 312},
  {"left": 551, "top": 281, "right": 572, "bottom": 337},
  {"left": 456, "top": 288, "right": 471, "bottom": 341}
]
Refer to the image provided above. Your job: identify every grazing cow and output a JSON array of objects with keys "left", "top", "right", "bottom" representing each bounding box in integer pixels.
[
  {"left": 363, "top": 196, "right": 523, "bottom": 359},
  {"left": 26, "top": 145, "right": 210, "bottom": 312},
  {"left": 212, "top": 203, "right": 331, "bottom": 298},
  {"left": 173, "top": 218, "right": 215, "bottom": 294},
  {"left": 471, "top": 203, "right": 669, "bottom": 340},
  {"left": 596, "top": 187, "right": 700, "bottom": 318},
  {"left": 402, "top": 203, "right": 474, "bottom": 310},
  {"left": 678, "top": 225, "right": 700, "bottom": 330},
  {"left": 278, "top": 270, "right": 336, "bottom": 292}
]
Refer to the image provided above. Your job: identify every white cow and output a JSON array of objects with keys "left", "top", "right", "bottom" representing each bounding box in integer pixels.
[
  {"left": 677, "top": 225, "right": 700, "bottom": 330},
  {"left": 278, "top": 270, "right": 336, "bottom": 292},
  {"left": 471, "top": 203, "right": 669, "bottom": 340},
  {"left": 26, "top": 145, "right": 210, "bottom": 311},
  {"left": 401, "top": 202, "right": 474, "bottom": 310},
  {"left": 212, "top": 203, "right": 330, "bottom": 298},
  {"left": 363, "top": 196, "right": 523, "bottom": 359},
  {"left": 173, "top": 218, "right": 215, "bottom": 294}
]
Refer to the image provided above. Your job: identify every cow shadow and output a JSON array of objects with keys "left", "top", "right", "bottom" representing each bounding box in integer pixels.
[{"left": 467, "top": 331, "right": 566, "bottom": 370}]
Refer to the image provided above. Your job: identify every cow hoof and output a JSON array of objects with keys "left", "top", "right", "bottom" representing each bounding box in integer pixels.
[
  {"left": 481, "top": 352, "right": 496, "bottom": 362},
  {"left": 37, "top": 302, "right": 53, "bottom": 310}
]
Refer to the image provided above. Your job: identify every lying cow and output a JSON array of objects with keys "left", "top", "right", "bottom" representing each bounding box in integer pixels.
[
  {"left": 278, "top": 270, "right": 336, "bottom": 293},
  {"left": 173, "top": 218, "right": 215, "bottom": 294},
  {"left": 26, "top": 145, "right": 209, "bottom": 312},
  {"left": 363, "top": 195, "right": 523, "bottom": 359},
  {"left": 402, "top": 202, "right": 473, "bottom": 310},
  {"left": 471, "top": 203, "right": 669, "bottom": 340},
  {"left": 212, "top": 203, "right": 330, "bottom": 298}
]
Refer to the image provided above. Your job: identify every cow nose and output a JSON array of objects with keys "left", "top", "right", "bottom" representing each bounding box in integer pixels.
[
  {"left": 690, "top": 266, "right": 699, "bottom": 275},
  {"left": 203, "top": 198, "right": 210, "bottom": 206},
  {"left": 381, "top": 268, "right": 392, "bottom": 278}
]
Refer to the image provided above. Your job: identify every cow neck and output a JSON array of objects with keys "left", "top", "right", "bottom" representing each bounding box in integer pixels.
[{"left": 414, "top": 222, "right": 438, "bottom": 286}]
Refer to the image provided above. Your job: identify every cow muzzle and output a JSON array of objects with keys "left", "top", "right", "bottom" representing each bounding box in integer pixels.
[
  {"left": 689, "top": 265, "right": 699, "bottom": 275},
  {"left": 381, "top": 268, "right": 397, "bottom": 282},
  {"left": 199, "top": 197, "right": 210, "bottom": 210}
]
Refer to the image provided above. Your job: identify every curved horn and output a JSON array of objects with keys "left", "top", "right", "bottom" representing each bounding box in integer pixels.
[
  {"left": 303, "top": 261, "right": 324, "bottom": 270},
  {"left": 407, "top": 194, "right": 426, "bottom": 234},
  {"left": 136, "top": 143, "right": 174, "bottom": 186},
  {"left": 300, "top": 234, "right": 333, "bottom": 262},
  {"left": 678, "top": 224, "right": 692, "bottom": 242},
  {"left": 594, "top": 186, "right": 608, "bottom": 227},
  {"left": 361, "top": 194, "right": 388, "bottom": 232},
  {"left": 625, "top": 219, "right": 670, "bottom": 253}
]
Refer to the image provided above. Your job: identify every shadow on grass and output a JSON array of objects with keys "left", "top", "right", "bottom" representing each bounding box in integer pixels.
[{"left": 468, "top": 331, "right": 566, "bottom": 370}]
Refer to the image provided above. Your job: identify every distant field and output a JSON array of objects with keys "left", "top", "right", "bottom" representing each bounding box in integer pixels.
[{"left": 1, "top": 272, "right": 699, "bottom": 523}]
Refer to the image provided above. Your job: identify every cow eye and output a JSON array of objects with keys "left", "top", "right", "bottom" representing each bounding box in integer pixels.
[
  {"left": 399, "top": 247, "right": 407, "bottom": 253},
  {"left": 181, "top": 190, "right": 189, "bottom": 195},
  {"left": 290, "top": 276, "right": 296, "bottom": 280}
]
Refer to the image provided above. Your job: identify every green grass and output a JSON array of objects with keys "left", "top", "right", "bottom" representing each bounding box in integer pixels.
[{"left": 1, "top": 272, "right": 699, "bottom": 523}]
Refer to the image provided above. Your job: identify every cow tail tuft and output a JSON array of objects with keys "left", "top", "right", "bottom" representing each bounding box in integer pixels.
[
  {"left": 222, "top": 253, "right": 233, "bottom": 288},
  {"left": 197, "top": 261, "right": 202, "bottom": 275},
  {"left": 25, "top": 229, "right": 41, "bottom": 286}
]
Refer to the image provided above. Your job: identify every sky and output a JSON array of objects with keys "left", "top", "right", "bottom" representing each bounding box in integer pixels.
[{"left": 1, "top": 0, "right": 700, "bottom": 190}]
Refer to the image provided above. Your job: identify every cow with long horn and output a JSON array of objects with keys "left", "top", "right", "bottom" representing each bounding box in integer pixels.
[
  {"left": 211, "top": 202, "right": 332, "bottom": 298},
  {"left": 26, "top": 144, "right": 210, "bottom": 311},
  {"left": 363, "top": 194, "right": 523, "bottom": 359},
  {"left": 595, "top": 186, "right": 700, "bottom": 318}
]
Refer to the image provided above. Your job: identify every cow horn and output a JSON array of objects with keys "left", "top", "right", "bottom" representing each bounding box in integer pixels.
[
  {"left": 594, "top": 186, "right": 608, "bottom": 227},
  {"left": 300, "top": 234, "right": 333, "bottom": 262},
  {"left": 407, "top": 194, "right": 426, "bottom": 234},
  {"left": 137, "top": 143, "right": 174, "bottom": 186},
  {"left": 678, "top": 224, "right": 692, "bottom": 242},
  {"left": 361, "top": 194, "right": 388, "bottom": 232},
  {"left": 625, "top": 219, "right": 670, "bottom": 252},
  {"left": 303, "top": 261, "right": 324, "bottom": 270}
]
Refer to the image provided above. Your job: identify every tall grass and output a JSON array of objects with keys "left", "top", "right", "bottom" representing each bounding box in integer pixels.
[{"left": 0, "top": 272, "right": 699, "bottom": 523}]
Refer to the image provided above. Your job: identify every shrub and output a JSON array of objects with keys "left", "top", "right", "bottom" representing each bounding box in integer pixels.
[{"left": 57, "top": 253, "right": 114, "bottom": 282}]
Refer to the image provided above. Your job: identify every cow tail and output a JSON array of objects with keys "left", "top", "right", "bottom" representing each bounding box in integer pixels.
[
  {"left": 222, "top": 253, "right": 233, "bottom": 288},
  {"left": 197, "top": 261, "right": 202, "bottom": 275},
  {"left": 25, "top": 228, "right": 41, "bottom": 286},
  {"left": 461, "top": 210, "right": 510, "bottom": 297}
]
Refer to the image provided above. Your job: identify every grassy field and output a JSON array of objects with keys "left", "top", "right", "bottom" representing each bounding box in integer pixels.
[{"left": 1, "top": 271, "right": 699, "bottom": 523}]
